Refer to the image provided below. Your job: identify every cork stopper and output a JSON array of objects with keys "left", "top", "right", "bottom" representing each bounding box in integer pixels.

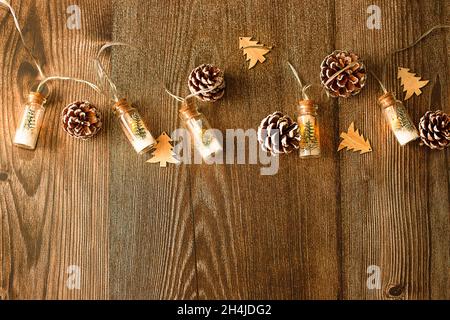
[
  {"left": 27, "top": 92, "right": 46, "bottom": 105},
  {"left": 298, "top": 99, "right": 317, "bottom": 114},
  {"left": 179, "top": 98, "right": 199, "bottom": 121},
  {"left": 378, "top": 92, "right": 396, "bottom": 109},
  {"left": 113, "top": 98, "right": 134, "bottom": 115}
]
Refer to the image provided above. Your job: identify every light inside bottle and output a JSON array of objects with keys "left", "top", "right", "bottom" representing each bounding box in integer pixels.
[
  {"left": 179, "top": 99, "right": 222, "bottom": 160},
  {"left": 118, "top": 110, "right": 156, "bottom": 154},
  {"left": 113, "top": 99, "right": 156, "bottom": 154},
  {"left": 13, "top": 92, "right": 46, "bottom": 150},
  {"left": 297, "top": 100, "right": 321, "bottom": 158},
  {"left": 378, "top": 93, "right": 419, "bottom": 146},
  {"left": 184, "top": 116, "right": 222, "bottom": 159}
]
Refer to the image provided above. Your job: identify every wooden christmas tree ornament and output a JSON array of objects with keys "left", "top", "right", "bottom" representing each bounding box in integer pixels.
[
  {"left": 397, "top": 67, "right": 429, "bottom": 100},
  {"left": 338, "top": 122, "right": 372, "bottom": 154},
  {"left": 147, "top": 132, "right": 180, "bottom": 167},
  {"left": 239, "top": 37, "right": 272, "bottom": 69}
]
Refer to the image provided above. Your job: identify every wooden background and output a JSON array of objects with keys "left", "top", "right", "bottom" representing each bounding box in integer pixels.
[{"left": 0, "top": 0, "right": 448, "bottom": 300}]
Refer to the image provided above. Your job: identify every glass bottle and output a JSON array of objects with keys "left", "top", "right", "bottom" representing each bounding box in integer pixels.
[
  {"left": 296, "top": 99, "right": 321, "bottom": 158},
  {"left": 179, "top": 99, "right": 222, "bottom": 160},
  {"left": 112, "top": 98, "right": 156, "bottom": 154},
  {"left": 13, "top": 92, "right": 47, "bottom": 150},
  {"left": 378, "top": 92, "right": 419, "bottom": 146}
]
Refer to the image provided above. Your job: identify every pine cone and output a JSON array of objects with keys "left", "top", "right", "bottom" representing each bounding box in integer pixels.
[
  {"left": 320, "top": 50, "right": 367, "bottom": 98},
  {"left": 61, "top": 101, "right": 102, "bottom": 139},
  {"left": 188, "top": 64, "right": 225, "bottom": 102},
  {"left": 257, "top": 111, "right": 300, "bottom": 155},
  {"left": 418, "top": 110, "right": 450, "bottom": 150}
]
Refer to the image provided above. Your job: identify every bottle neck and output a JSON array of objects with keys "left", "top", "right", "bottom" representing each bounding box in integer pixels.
[
  {"left": 179, "top": 98, "right": 200, "bottom": 121},
  {"left": 378, "top": 92, "right": 396, "bottom": 109},
  {"left": 27, "top": 91, "right": 46, "bottom": 106},
  {"left": 297, "top": 99, "right": 317, "bottom": 115},
  {"left": 113, "top": 98, "right": 135, "bottom": 116}
]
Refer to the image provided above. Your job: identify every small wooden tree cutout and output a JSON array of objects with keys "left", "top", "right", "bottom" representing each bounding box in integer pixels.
[
  {"left": 397, "top": 67, "right": 429, "bottom": 100},
  {"left": 146, "top": 132, "right": 180, "bottom": 167},
  {"left": 338, "top": 122, "right": 372, "bottom": 154},
  {"left": 239, "top": 37, "right": 272, "bottom": 69}
]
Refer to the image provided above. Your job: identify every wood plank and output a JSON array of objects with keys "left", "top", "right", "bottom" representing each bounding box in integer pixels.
[
  {"left": 0, "top": 0, "right": 112, "bottom": 299},
  {"left": 170, "top": 0, "right": 341, "bottom": 299},
  {"left": 0, "top": 0, "right": 448, "bottom": 300},
  {"left": 336, "top": 0, "right": 450, "bottom": 299},
  {"left": 108, "top": 0, "right": 198, "bottom": 299}
]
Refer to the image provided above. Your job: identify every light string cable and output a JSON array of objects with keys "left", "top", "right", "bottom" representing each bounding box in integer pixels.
[
  {"left": 165, "top": 82, "right": 223, "bottom": 104},
  {"left": 369, "top": 70, "right": 388, "bottom": 94},
  {"left": 94, "top": 42, "right": 135, "bottom": 103},
  {"left": 165, "top": 72, "right": 224, "bottom": 103},
  {"left": 324, "top": 61, "right": 360, "bottom": 89},
  {"left": 0, "top": 0, "right": 45, "bottom": 79},
  {"left": 36, "top": 76, "right": 101, "bottom": 95},
  {"left": 287, "top": 61, "right": 311, "bottom": 100},
  {"left": 373, "top": 25, "right": 450, "bottom": 93},
  {"left": 289, "top": 60, "right": 356, "bottom": 101}
]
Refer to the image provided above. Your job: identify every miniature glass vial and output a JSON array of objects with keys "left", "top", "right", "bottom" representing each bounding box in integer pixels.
[
  {"left": 13, "top": 92, "right": 47, "bottom": 150},
  {"left": 296, "top": 100, "right": 321, "bottom": 158},
  {"left": 378, "top": 92, "right": 419, "bottom": 146},
  {"left": 112, "top": 98, "right": 156, "bottom": 154},
  {"left": 179, "top": 99, "right": 222, "bottom": 160}
]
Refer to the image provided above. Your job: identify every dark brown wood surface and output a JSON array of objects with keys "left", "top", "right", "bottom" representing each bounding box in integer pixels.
[{"left": 0, "top": 0, "right": 448, "bottom": 300}]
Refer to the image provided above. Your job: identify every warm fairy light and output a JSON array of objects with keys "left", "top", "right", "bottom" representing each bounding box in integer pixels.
[
  {"left": 113, "top": 99, "right": 156, "bottom": 154},
  {"left": 13, "top": 92, "right": 46, "bottom": 150},
  {"left": 132, "top": 134, "right": 156, "bottom": 154},
  {"left": 185, "top": 117, "right": 222, "bottom": 159},
  {"left": 378, "top": 93, "right": 419, "bottom": 146},
  {"left": 96, "top": 44, "right": 157, "bottom": 155},
  {"left": 287, "top": 63, "right": 322, "bottom": 158},
  {"left": 179, "top": 99, "right": 222, "bottom": 160},
  {"left": 296, "top": 100, "right": 321, "bottom": 158}
]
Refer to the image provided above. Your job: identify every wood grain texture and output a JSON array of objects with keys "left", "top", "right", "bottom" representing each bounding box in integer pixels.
[
  {"left": 0, "top": 0, "right": 112, "bottom": 299},
  {"left": 108, "top": 0, "right": 198, "bottom": 299},
  {"left": 336, "top": 0, "right": 449, "bottom": 299},
  {"left": 0, "top": 0, "right": 448, "bottom": 300},
  {"left": 184, "top": 0, "right": 340, "bottom": 299}
]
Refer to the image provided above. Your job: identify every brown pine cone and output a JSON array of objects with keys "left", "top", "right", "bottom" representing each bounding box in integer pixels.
[
  {"left": 257, "top": 111, "right": 300, "bottom": 155},
  {"left": 61, "top": 101, "right": 102, "bottom": 139},
  {"left": 320, "top": 50, "right": 367, "bottom": 98},
  {"left": 418, "top": 110, "right": 450, "bottom": 150},
  {"left": 188, "top": 64, "right": 225, "bottom": 102}
]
